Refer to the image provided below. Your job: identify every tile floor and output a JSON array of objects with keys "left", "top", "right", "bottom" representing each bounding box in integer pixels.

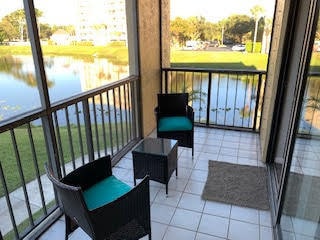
[{"left": 39, "top": 127, "right": 274, "bottom": 240}]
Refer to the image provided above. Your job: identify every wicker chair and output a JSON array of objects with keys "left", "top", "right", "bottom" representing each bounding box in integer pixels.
[
  {"left": 45, "top": 155, "right": 151, "bottom": 240},
  {"left": 155, "top": 93, "right": 194, "bottom": 156}
]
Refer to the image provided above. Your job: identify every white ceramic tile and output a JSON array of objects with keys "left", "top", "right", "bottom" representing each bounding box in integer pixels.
[
  {"left": 195, "top": 232, "right": 226, "bottom": 240},
  {"left": 220, "top": 147, "right": 238, "bottom": 156},
  {"left": 198, "top": 214, "right": 229, "bottom": 238},
  {"left": 190, "top": 169, "right": 209, "bottom": 182},
  {"left": 154, "top": 189, "right": 182, "bottom": 207},
  {"left": 170, "top": 208, "right": 201, "bottom": 231},
  {"left": 260, "top": 210, "right": 272, "bottom": 227},
  {"left": 39, "top": 220, "right": 65, "bottom": 240},
  {"left": 203, "top": 201, "right": 231, "bottom": 218},
  {"left": 149, "top": 186, "right": 161, "bottom": 202},
  {"left": 163, "top": 226, "right": 196, "bottom": 240},
  {"left": 260, "top": 226, "right": 274, "bottom": 240},
  {"left": 149, "top": 221, "right": 168, "bottom": 240},
  {"left": 230, "top": 205, "right": 259, "bottom": 224},
  {"left": 168, "top": 176, "right": 188, "bottom": 192},
  {"left": 178, "top": 192, "right": 205, "bottom": 212},
  {"left": 151, "top": 203, "right": 176, "bottom": 224},
  {"left": 68, "top": 228, "right": 91, "bottom": 240},
  {"left": 216, "top": 154, "right": 238, "bottom": 164},
  {"left": 178, "top": 167, "right": 193, "bottom": 179},
  {"left": 178, "top": 156, "right": 197, "bottom": 168},
  {"left": 184, "top": 179, "right": 205, "bottom": 195},
  {"left": 228, "top": 219, "right": 259, "bottom": 240},
  {"left": 202, "top": 145, "right": 221, "bottom": 154},
  {"left": 194, "top": 159, "right": 210, "bottom": 170},
  {"left": 237, "top": 157, "right": 258, "bottom": 166}
]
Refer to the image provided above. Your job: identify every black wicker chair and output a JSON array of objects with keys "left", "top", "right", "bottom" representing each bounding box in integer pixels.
[
  {"left": 45, "top": 155, "right": 151, "bottom": 240},
  {"left": 155, "top": 93, "right": 194, "bottom": 156}
]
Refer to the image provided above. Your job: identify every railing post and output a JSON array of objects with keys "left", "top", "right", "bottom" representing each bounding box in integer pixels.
[
  {"left": 253, "top": 73, "right": 263, "bottom": 131},
  {"left": 206, "top": 72, "right": 212, "bottom": 126},
  {"left": 164, "top": 69, "right": 169, "bottom": 93},
  {"left": 83, "top": 100, "right": 95, "bottom": 162}
]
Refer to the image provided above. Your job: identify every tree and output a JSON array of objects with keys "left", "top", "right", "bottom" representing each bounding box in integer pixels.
[
  {"left": 170, "top": 17, "right": 192, "bottom": 46},
  {"left": 203, "top": 21, "right": 220, "bottom": 42},
  {"left": 39, "top": 23, "right": 52, "bottom": 40},
  {"left": 250, "top": 5, "right": 265, "bottom": 52},
  {"left": 224, "top": 15, "right": 253, "bottom": 43},
  {"left": 0, "top": 19, "right": 16, "bottom": 42},
  {"left": 0, "top": 8, "right": 43, "bottom": 41}
]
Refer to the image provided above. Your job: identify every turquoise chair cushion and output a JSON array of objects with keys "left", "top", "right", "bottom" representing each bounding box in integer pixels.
[
  {"left": 158, "top": 116, "right": 193, "bottom": 132},
  {"left": 83, "top": 175, "right": 131, "bottom": 210}
]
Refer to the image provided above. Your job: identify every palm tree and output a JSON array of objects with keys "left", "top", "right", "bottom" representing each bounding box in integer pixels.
[{"left": 250, "top": 5, "right": 265, "bottom": 52}]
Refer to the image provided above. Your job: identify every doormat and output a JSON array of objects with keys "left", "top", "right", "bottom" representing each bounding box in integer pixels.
[{"left": 202, "top": 160, "right": 269, "bottom": 210}]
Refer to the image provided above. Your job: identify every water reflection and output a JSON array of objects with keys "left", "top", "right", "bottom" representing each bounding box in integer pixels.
[
  {"left": 0, "top": 55, "right": 53, "bottom": 87},
  {"left": 0, "top": 55, "right": 129, "bottom": 121}
]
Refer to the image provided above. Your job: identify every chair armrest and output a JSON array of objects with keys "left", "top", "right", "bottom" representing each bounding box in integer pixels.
[
  {"left": 62, "top": 155, "right": 112, "bottom": 190},
  {"left": 186, "top": 106, "right": 194, "bottom": 121}
]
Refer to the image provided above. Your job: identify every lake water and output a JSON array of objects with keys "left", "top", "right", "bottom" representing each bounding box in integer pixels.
[
  {"left": 0, "top": 55, "right": 129, "bottom": 121},
  {"left": 1, "top": 55, "right": 319, "bottom": 134}
]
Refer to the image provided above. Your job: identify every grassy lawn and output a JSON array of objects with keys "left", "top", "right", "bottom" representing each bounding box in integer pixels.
[
  {"left": 171, "top": 50, "right": 269, "bottom": 70},
  {"left": 1, "top": 45, "right": 320, "bottom": 71},
  {"left": 0, "top": 45, "right": 129, "bottom": 65},
  {"left": 0, "top": 123, "right": 125, "bottom": 197}
]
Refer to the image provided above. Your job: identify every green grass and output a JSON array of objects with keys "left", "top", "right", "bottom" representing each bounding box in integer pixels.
[
  {"left": 170, "top": 50, "right": 268, "bottom": 70},
  {"left": 0, "top": 45, "right": 129, "bottom": 65},
  {"left": 0, "top": 123, "right": 127, "bottom": 197},
  {"left": 2, "top": 45, "right": 320, "bottom": 71}
]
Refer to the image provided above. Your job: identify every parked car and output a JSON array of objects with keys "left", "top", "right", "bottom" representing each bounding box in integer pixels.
[
  {"left": 232, "top": 44, "right": 246, "bottom": 52},
  {"left": 313, "top": 40, "right": 320, "bottom": 52}
]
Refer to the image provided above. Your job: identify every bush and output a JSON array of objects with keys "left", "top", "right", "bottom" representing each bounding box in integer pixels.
[
  {"left": 245, "top": 42, "right": 262, "bottom": 53},
  {"left": 73, "top": 41, "right": 94, "bottom": 46},
  {"left": 107, "top": 41, "right": 127, "bottom": 47}
]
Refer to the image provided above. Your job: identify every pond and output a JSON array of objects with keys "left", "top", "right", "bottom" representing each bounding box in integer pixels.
[
  {"left": 1, "top": 55, "right": 319, "bottom": 135},
  {"left": 0, "top": 55, "right": 129, "bottom": 121}
]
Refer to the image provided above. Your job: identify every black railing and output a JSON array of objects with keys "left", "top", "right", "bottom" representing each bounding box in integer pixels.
[
  {"left": 0, "top": 76, "right": 140, "bottom": 239},
  {"left": 162, "top": 67, "right": 267, "bottom": 131},
  {"left": 298, "top": 72, "right": 320, "bottom": 137}
]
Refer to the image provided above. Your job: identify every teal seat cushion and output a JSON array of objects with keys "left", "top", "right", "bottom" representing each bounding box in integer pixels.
[
  {"left": 83, "top": 175, "right": 131, "bottom": 210},
  {"left": 158, "top": 116, "right": 193, "bottom": 132}
]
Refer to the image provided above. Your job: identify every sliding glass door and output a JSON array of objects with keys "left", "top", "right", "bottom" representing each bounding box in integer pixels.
[
  {"left": 267, "top": 0, "right": 320, "bottom": 239},
  {"left": 279, "top": 7, "right": 320, "bottom": 239}
]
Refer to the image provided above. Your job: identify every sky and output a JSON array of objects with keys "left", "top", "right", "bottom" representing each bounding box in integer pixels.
[
  {"left": 170, "top": 0, "right": 276, "bottom": 22},
  {"left": 0, "top": 0, "right": 276, "bottom": 25}
]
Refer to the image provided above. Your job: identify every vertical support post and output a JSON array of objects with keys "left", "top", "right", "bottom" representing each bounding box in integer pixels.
[
  {"left": 23, "top": 0, "right": 61, "bottom": 177},
  {"left": 83, "top": 100, "right": 94, "bottom": 162},
  {"left": 206, "top": 72, "right": 212, "bottom": 126},
  {"left": 253, "top": 73, "right": 263, "bottom": 131}
]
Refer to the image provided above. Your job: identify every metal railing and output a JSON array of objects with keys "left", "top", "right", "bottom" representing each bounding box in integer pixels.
[
  {"left": 162, "top": 67, "right": 267, "bottom": 131},
  {"left": 0, "top": 76, "right": 140, "bottom": 239},
  {"left": 298, "top": 72, "right": 320, "bottom": 137}
]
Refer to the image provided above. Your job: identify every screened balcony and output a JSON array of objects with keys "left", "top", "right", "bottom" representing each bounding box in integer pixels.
[{"left": 1, "top": 0, "right": 320, "bottom": 240}]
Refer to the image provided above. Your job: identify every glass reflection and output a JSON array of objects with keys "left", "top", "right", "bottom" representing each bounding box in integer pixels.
[
  {"left": 280, "top": 16, "right": 320, "bottom": 240},
  {"left": 0, "top": 1, "right": 40, "bottom": 121}
]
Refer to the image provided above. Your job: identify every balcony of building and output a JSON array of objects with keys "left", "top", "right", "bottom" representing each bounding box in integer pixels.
[{"left": 1, "top": 0, "right": 320, "bottom": 240}]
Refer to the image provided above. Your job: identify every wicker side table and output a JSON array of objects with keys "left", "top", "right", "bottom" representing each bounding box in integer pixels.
[{"left": 132, "top": 138, "right": 178, "bottom": 195}]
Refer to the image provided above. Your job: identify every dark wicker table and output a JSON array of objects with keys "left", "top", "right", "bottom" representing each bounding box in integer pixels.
[{"left": 132, "top": 138, "right": 178, "bottom": 194}]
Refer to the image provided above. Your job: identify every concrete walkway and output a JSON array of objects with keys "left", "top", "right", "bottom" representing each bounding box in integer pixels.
[{"left": 0, "top": 158, "right": 87, "bottom": 236}]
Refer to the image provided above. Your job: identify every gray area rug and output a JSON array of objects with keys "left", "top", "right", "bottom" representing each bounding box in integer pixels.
[{"left": 202, "top": 160, "right": 269, "bottom": 210}]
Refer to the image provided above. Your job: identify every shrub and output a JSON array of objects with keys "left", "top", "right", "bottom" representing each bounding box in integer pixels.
[{"left": 245, "top": 42, "right": 262, "bottom": 53}]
